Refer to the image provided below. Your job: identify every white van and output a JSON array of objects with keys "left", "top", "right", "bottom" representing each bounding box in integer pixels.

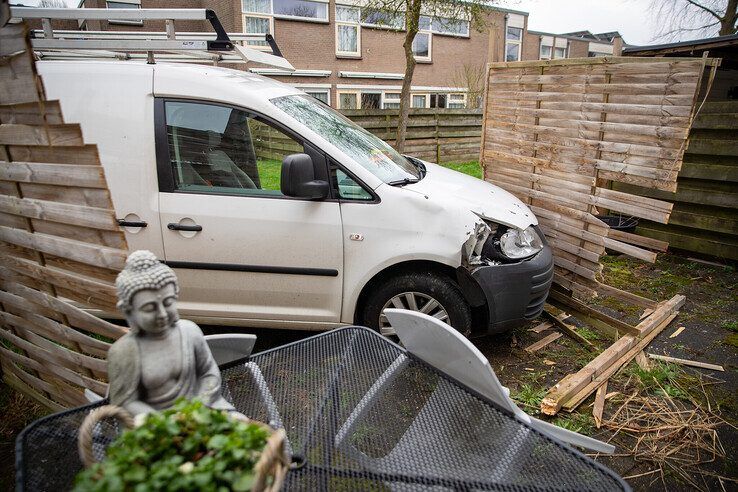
[{"left": 39, "top": 61, "right": 553, "bottom": 337}]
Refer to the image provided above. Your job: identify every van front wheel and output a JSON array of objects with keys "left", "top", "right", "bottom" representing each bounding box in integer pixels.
[{"left": 359, "top": 272, "right": 472, "bottom": 337}]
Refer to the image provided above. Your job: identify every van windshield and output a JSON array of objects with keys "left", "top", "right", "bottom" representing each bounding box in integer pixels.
[{"left": 271, "top": 95, "right": 420, "bottom": 184}]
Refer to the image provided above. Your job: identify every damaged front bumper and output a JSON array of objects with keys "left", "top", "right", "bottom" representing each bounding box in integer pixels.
[{"left": 459, "top": 244, "right": 554, "bottom": 335}]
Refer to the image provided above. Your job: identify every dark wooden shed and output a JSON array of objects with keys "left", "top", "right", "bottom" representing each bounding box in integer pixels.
[{"left": 622, "top": 35, "right": 738, "bottom": 260}]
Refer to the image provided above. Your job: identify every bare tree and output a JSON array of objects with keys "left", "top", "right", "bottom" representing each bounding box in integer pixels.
[
  {"left": 650, "top": 0, "right": 737, "bottom": 41},
  {"left": 38, "top": 0, "right": 68, "bottom": 7},
  {"left": 362, "top": 0, "right": 491, "bottom": 152},
  {"left": 452, "top": 63, "right": 486, "bottom": 109}
]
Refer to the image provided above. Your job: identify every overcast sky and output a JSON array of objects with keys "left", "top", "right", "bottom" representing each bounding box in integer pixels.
[
  {"left": 19, "top": 0, "right": 721, "bottom": 47},
  {"left": 498, "top": 0, "right": 705, "bottom": 46}
]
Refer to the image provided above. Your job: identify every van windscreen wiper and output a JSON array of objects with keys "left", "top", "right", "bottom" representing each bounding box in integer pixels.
[{"left": 388, "top": 177, "right": 420, "bottom": 186}]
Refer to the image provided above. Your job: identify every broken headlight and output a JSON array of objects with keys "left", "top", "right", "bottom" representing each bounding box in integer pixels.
[{"left": 498, "top": 225, "right": 543, "bottom": 260}]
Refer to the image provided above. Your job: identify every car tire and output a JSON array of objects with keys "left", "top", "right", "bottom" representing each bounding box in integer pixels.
[{"left": 359, "top": 271, "right": 473, "bottom": 337}]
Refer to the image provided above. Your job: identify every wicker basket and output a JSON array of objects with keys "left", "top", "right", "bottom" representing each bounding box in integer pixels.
[{"left": 78, "top": 405, "right": 289, "bottom": 492}]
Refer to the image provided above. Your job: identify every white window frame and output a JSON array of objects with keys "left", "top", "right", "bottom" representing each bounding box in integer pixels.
[
  {"left": 242, "top": 13, "right": 274, "bottom": 50},
  {"left": 447, "top": 93, "right": 466, "bottom": 109},
  {"left": 360, "top": 8, "right": 404, "bottom": 30},
  {"left": 243, "top": 0, "right": 329, "bottom": 50},
  {"left": 505, "top": 26, "right": 522, "bottom": 62},
  {"left": 106, "top": 0, "right": 142, "bottom": 26},
  {"left": 553, "top": 46, "right": 567, "bottom": 59},
  {"left": 431, "top": 16, "right": 470, "bottom": 38},
  {"left": 539, "top": 44, "right": 552, "bottom": 60},
  {"left": 381, "top": 91, "right": 401, "bottom": 109},
  {"left": 411, "top": 93, "right": 429, "bottom": 108},
  {"left": 412, "top": 24, "right": 432, "bottom": 63},
  {"left": 335, "top": 5, "right": 361, "bottom": 58},
  {"left": 337, "top": 90, "right": 360, "bottom": 109},
  {"left": 302, "top": 88, "right": 331, "bottom": 105}
]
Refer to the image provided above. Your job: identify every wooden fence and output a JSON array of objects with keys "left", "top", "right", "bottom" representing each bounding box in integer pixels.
[
  {"left": 341, "top": 108, "right": 482, "bottom": 164},
  {"left": 0, "top": 21, "right": 128, "bottom": 410},
  {"left": 614, "top": 101, "right": 738, "bottom": 260},
  {"left": 479, "top": 56, "right": 714, "bottom": 298}
]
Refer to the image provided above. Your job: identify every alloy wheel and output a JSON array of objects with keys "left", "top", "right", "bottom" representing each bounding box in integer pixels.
[{"left": 379, "top": 291, "right": 450, "bottom": 336}]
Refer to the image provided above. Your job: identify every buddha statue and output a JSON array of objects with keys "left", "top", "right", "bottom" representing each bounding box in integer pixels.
[{"left": 107, "top": 250, "right": 235, "bottom": 418}]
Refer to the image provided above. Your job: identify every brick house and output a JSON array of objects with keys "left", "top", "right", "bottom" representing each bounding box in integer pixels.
[{"left": 26, "top": 0, "right": 623, "bottom": 108}]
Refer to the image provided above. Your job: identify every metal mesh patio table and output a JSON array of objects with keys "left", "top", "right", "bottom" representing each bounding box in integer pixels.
[{"left": 16, "top": 326, "right": 629, "bottom": 491}]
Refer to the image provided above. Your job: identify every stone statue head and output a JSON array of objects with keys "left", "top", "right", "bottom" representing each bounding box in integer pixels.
[{"left": 116, "top": 250, "right": 180, "bottom": 336}]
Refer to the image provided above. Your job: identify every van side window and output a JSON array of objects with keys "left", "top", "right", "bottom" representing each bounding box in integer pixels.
[
  {"left": 164, "top": 101, "right": 303, "bottom": 196},
  {"left": 331, "top": 167, "right": 374, "bottom": 201}
]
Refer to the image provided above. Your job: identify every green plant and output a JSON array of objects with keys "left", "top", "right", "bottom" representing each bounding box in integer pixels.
[
  {"left": 722, "top": 320, "right": 738, "bottom": 333},
  {"left": 513, "top": 384, "right": 546, "bottom": 412},
  {"left": 627, "top": 361, "right": 692, "bottom": 400},
  {"left": 74, "top": 399, "right": 269, "bottom": 492}
]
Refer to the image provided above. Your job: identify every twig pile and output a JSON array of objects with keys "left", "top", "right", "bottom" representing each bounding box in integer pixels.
[{"left": 601, "top": 378, "right": 735, "bottom": 491}]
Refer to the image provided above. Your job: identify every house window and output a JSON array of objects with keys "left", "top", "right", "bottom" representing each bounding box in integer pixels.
[
  {"left": 338, "top": 92, "right": 359, "bottom": 109},
  {"left": 361, "top": 8, "right": 403, "bottom": 29},
  {"left": 432, "top": 17, "right": 469, "bottom": 37},
  {"left": 430, "top": 94, "right": 447, "bottom": 108},
  {"left": 336, "top": 6, "right": 360, "bottom": 57},
  {"left": 304, "top": 90, "right": 329, "bottom": 105},
  {"left": 554, "top": 46, "right": 566, "bottom": 59},
  {"left": 448, "top": 93, "right": 466, "bottom": 109},
  {"left": 412, "top": 94, "right": 428, "bottom": 108},
  {"left": 361, "top": 93, "right": 381, "bottom": 109},
  {"left": 272, "top": 0, "right": 328, "bottom": 19},
  {"left": 505, "top": 26, "right": 522, "bottom": 62},
  {"left": 412, "top": 32, "right": 431, "bottom": 61},
  {"left": 106, "top": 0, "right": 142, "bottom": 26},
  {"left": 540, "top": 44, "right": 552, "bottom": 60},
  {"left": 243, "top": 0, "right": 328, "bottom": 48},
  {"left": 382, "top": 92, "right": 401, "bottom": 109}
]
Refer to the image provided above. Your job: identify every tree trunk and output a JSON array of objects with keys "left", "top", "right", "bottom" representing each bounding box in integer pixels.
[
  {"left": 719, "top": 0, "right": 738, "bottom": 35},
  {"left": 396, "top": 0, "right": 420, "bottom": 154}
]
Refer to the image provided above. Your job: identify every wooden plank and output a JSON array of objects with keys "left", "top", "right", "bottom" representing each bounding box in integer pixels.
[
  {"left": 635, "top": 351, "right": 652, "bottom": 370},
  {"left": 1, "top": 365, "right": 65, "bottom": 412},
  {"left": 0, "top": 124, "right": 83, "bottom": 146},
  {"left": 0, "top": 261, "right": 118, "bottom": 313},
  {"left": 597, "top": 283, "right": 658, "bottom": 309},
  {"left": 0, "top": 225, "right": 126, "bottom": 270},
  {"left": 606, "top": 229, "right": 669, "bottom": 252},
  {"left": 1, "top": 360, "right": 84, "bottom": 408},
  {"left": 0, "top": 100, "right": 64, "bottom": 125},
  {"left": 647, "top": 353, "right": 724, "bottom": 371},
  {"left": 0, "top": 23, "right": 30, "bottom": 57},
  {"left": 7, "top": 144, "right": 100, "bottom": 165},
  {"left": 542, "top": 296, "right": 684, "bottom": 415},
  {"left": 0, "top": 279, "right": 125, "bottom": 340},
  {"left": 593, "top": 381, "right": 607, "bottom": 428},
  {"left": 0, "top": 345, "right": 108, "bottom": 396},
  {"left": 0, "top": 194, "right": 119, "bottom": 230},
  {"left": 524, "top": 332, "right": 562, "bottom": 353},
  {"left": 547, "top": 290, "right": 639, "bottom": 335},
  {"left": 0, "top": 161, "right": 107, "bottom": 188},
  {"left": 2, "top": 316, "right": 107, "bottom": 374},
  {"left": 603, "top": 237, "right": 659, "bottom": 263},
  {"left": 544, "top": 310, "right": 596, "bottom": 350},
  {"left": 561, "top": 313, "right": 678, "bottom": 412},
  {"left": 0, "top": 289, "right": 111, "bottom": 354},
  {"left": 0, "top": 52, "right": 40, "bottom": 106}
]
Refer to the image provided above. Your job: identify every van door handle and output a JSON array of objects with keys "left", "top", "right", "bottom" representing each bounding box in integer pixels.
[
  {"left": 117, "top": 219, "right": 148, "bottom": 228},
  {"left": 168, "top": 223, "right": 202, "bottom": 232}
]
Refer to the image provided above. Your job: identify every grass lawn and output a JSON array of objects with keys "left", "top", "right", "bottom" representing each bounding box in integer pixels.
[{"left": 440, "top": 161, "right": 482, "bottom": 179}]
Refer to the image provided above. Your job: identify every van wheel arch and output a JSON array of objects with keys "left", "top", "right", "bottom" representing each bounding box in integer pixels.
[{"left": 353, "top": 260, "right": 488, "bottom": 336}]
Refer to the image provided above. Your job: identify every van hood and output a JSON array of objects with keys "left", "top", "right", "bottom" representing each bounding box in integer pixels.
[{"left": 402, "top": 162, "right": 537, "bottom": 230}]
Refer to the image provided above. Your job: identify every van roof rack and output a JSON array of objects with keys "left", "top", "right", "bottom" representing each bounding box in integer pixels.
[{"left": 9, "top": 7, "right": 294, "bottom": 71}]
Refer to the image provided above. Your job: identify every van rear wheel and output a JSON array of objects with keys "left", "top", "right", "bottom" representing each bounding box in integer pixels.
[{"left": 359, "top": 272, "right": 472, "bottom": 337}]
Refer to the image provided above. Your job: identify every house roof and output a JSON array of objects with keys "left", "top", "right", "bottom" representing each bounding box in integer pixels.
[{"left": 622, "top": 33, "right": 738, "bottom": 56}]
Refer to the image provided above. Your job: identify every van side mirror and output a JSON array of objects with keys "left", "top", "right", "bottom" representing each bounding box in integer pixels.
[{"left": 280, "top": 153, "right": 329, "bottom": 200}]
